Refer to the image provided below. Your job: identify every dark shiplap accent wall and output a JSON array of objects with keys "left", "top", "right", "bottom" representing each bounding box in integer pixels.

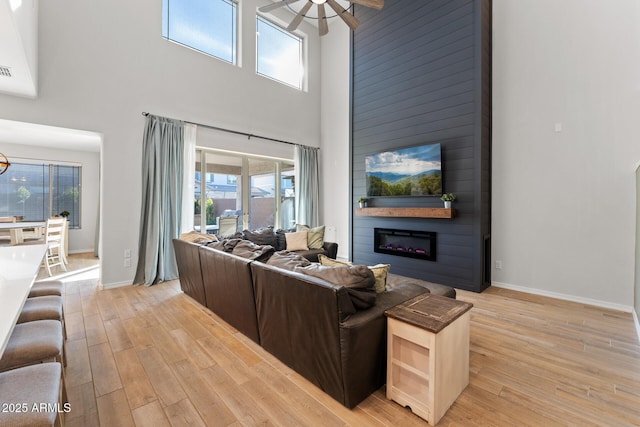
[{"left": 351, "top": 0, "right": 492, "bottom": 292}]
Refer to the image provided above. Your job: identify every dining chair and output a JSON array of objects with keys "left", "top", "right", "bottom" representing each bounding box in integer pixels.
[
  {"left": 43, "top": 217, "right": 67, "bottom": 276},
  {"left": 0, "top": 215, "right": 16, "bottom": 242},
  {"left": 218, "top": 215, "right": 239, "bottom": 236}
]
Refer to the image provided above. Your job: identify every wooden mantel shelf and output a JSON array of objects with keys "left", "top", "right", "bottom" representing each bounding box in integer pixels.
[{"left": 356, "top": 207, "right": 455, "bottom": 219}]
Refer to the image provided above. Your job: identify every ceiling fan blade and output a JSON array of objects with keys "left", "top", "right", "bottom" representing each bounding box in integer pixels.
[
  {"left": 318, "top": 3, "right": 329, "bottom": 36},
  {"left": 259, "top": 0, "right": 302, "bottom": 13},
  {"left": 349, "top": 0, "right": 384, "bottom": 10},
  {"left": 287, "top": 0, "right": 313, "bottom": 32},
  {"left": 327, "top": 0, "right": 360, "bottom": 30}
]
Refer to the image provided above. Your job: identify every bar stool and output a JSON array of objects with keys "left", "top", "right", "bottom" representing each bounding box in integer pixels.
[
  {"left": 17, "top": 295, "right": 67, "bottom": 341},
  {"left": 0, "top": 363, "right": 63, "bottom": 427},
  {"left": 0, "top": 320, "right": 64, "bottom": 373},
  {"left": 28, "top": 279, "right": 64, "bottom": 298}
]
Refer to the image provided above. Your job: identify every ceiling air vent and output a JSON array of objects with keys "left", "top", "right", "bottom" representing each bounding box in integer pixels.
[{"left": 0, "top": 66, "right": 12, "bottom": 77}]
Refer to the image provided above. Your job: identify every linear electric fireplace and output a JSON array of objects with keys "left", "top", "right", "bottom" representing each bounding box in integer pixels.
[{"left": 374, "top": 228, "right": 437, "bottom": 261}]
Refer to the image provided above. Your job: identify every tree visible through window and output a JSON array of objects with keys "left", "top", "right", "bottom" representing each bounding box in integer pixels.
[
  {"left": 0, "top": 161, "right": 81, "bottom": 228},
  {"left": 162, "top": 0, "right": 238, "bottom": 64}
]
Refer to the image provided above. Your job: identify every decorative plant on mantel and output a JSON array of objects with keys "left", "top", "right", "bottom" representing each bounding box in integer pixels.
[
  {"left": 358, "top": 197, "right": 368, "bottom": 208},
  {"left": 440, "top": 193, "right": 456, "bottom": 208}
]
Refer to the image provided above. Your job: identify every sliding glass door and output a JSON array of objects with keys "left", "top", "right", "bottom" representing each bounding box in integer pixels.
[{"left": 194, "top": 149, "right": 294, "bottom": 234}]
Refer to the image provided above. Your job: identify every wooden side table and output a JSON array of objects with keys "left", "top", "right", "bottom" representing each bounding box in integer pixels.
[{"left": 385, "top": 293, "right": 473, "bottom": 425}]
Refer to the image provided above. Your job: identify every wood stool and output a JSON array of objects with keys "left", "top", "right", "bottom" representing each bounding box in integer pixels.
[{"left": 0, "top": 362, "right": 63, "bottom": 427}]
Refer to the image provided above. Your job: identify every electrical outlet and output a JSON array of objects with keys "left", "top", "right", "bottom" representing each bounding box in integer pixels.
[
  {"left": 124, "top": 249, "right": 131, "bottom": 258},
  {"left": 124, "top": 258, "right": 131, "bottom": 268},
  {"left": 495, "top": 260, "right": 502, "bottom": 270}
]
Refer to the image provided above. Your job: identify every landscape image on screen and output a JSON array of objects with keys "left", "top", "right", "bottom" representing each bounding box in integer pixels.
[{"left": 366, "top": 143, "right": 442, "bottom": 197}]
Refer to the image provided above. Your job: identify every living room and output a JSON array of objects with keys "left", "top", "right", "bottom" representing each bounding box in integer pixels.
[{"left": 1, "top": 0, "right": 639, "bottom": 425}]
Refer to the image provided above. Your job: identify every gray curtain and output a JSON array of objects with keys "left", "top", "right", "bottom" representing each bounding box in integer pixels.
[
  {"left": 295, "top": 145, "right": 319, "bottom": 227},
  {"left": 134, "top": 115, "right": 184, "bottom": 286}
]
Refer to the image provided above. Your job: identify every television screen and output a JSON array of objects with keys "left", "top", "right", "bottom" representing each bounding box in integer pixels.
[{"left": 366, "top": 143, "right": 442, "bottom": 197}]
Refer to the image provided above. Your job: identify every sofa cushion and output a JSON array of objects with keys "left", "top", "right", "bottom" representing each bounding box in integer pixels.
[
  {"left": 231, "top": 240, "right": 275, "bottom": 262},
  {"left": 207, "top": 238, "right": 243, "bottom": 253},
  {"left": 296, "top": 264, "right": 376, "bottom": 310},
  {"left": 180, "top": 230, "right": 218, "bottom": 244},
  {"left": 243, "top": 227, "right": 277, "bottom": 247},
  {"left": 274, "top": 229, "right": 288, "bottom": 251},
  {"left": 296, "top": 224, "right": 325, "bottom": 249},
  {"left": 318, "top": 255, "right": 390, "bottom": 294},
  {"left": 285, "top": 231, "right": 309, "bottom": 251},
  {"left": 266, "top": 251, "right": 312, "bottom": 270}
]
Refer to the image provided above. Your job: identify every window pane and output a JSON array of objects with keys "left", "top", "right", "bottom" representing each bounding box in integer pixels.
[
  {"left": 249, "top": 159, "right": 275, "bottom": 230},
  {"left": 0, "top": 161, "right": 81, "bottom": 228},
  {"left": 195, "top": 152, "right": 243, "bottom": 235},
  {"left": 52, "top": 165, "right": 81, "bottom": 228},
  {"left": 257, "top": 16, "right": 303, "bottom": 89},
  {"left": 164, "top": 0, "right": 237, "bottom": 64}
]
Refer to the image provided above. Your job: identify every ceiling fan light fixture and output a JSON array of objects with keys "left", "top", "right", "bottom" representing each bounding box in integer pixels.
[{"left": 263, "top": 0, "right": 383, "bottom": 36}]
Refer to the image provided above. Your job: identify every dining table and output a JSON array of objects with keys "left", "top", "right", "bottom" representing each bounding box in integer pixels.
[
  {"left": 0, "top": 221, "right": 46, "bottom": 245},
  {"left": 0, "top": 244, "right": 47, "bottom": 357}
]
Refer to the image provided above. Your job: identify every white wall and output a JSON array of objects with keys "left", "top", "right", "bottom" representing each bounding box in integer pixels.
[
  {"left": 492, "top": 0, "right": 640, "bottom": 308},
  {"left": 0, "top": 141, "right": 99, "bottom": 253},
  {"left": 635, "top": 165, "right": 640, "bottom": 317},
  {"left": 0, "top": 0, "right": 321, "bottom": 287},
  {"left": 320, "top": 23, "right": 350, "bottom": 260}
]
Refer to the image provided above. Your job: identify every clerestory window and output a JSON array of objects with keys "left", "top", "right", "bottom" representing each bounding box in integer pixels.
[
  {"left": 162, "top": 0, "right": 238, "bottom": 64},
  {"left": 256, "top": 16, "right": 304, "bottom": 90}
]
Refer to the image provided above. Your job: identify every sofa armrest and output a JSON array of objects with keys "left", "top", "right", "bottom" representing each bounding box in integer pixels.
[
  {"left": 323, "top": 241, "right": 338, "bottom": 259},
  {"left": 338, "top": 282, "right": 428, "bottom": 408},
  {"left": 172, "top": 239, "right": 207, "bottom": 306}
]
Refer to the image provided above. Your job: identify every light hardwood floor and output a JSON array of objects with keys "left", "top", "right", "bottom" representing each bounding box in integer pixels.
[{"left": 53, "top": 254, "right": 640, "bottom": 426}]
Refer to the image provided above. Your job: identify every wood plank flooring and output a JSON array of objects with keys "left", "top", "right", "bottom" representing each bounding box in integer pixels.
[{"left": 53, "top": 254, "right": 640, "bottom": 426}]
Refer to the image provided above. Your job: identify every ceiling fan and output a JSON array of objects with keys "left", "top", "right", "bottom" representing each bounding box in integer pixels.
[{"left": 259, "top": 0, "right": 384, "bottom": 36}]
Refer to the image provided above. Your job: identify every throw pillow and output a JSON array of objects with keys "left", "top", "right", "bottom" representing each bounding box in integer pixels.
[
  {"left": 266, "top": 251, "right": 312, "bottom": 270},
  {"left": 285, "top": 231, "right": 309, "bottom": 251},
  {"left": 242, "top": 227, "right": 277, "bottom": 247},
  {"left": 368, "top": 263, "right": 391, "bottom": 294},
  {"left": 296, "top": 224, "right": 325, "bottom": 250},
  {"left": 179, "top": 230, "right": 218, "bottom": 244},
  {"left": 318, "top": 254, "right": 351, "bottom": 267}
]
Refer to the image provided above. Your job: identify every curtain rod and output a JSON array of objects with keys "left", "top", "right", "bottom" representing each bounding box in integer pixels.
[{"left": 141, "top": 112, "right": 318, "bottom": 150}]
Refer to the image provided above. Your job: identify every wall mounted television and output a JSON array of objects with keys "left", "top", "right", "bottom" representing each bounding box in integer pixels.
[{"left": 365, "top": 143, "right": 442, "bottom": 197}]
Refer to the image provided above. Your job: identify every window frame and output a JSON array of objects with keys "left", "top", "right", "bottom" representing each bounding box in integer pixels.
[{"left": 255, "top": 14, "right": 305, "bottom": 90}]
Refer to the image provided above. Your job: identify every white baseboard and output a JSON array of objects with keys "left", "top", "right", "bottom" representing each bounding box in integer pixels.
[
  {"left": 102, "top": 280, "right": 132, "bottom": 289},
  {"left": 633, "top": 309, "right": 640, "bottom": 343},
  {"left": 491, "top": 281, "right": 634, "bottom": 313},
  {"left": 69, "top": 248, "right": 95, "bottom": 255}
]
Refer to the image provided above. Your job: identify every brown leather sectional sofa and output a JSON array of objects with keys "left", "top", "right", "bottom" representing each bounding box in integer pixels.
[{"left": 172, "top": 238, "right": 456, "bottom": 408}]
